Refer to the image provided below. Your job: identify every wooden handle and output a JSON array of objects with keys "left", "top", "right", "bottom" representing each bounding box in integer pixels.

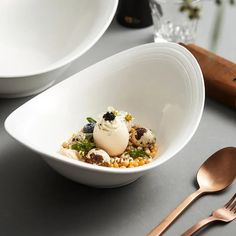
[
  {"left": 147, "top": 189, "right": 204, "bottom": 236},
  {"left": 181, "top": 43, "right": 236, "bottom": 109}
]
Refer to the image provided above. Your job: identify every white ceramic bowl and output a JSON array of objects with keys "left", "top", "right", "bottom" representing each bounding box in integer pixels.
[
  {"left": 5, "top": 43, "right": 205, "bottom": 188},
  {"left": 0, "top": 0, "right": 118, "bottom": 98}
]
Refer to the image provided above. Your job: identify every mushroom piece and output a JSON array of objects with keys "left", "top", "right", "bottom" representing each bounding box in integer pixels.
[
  {"left": 85, "top": 148, "right": 111, "bottom": 165},
  {"left": 131, "top": 127, "right": 156, "bottom": 147}
]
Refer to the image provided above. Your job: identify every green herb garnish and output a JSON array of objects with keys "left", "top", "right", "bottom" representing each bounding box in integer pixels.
[
  {"left": 71, "top": 139, "right": 95, "bottom": 154},
  {"left": 85, "top": 133, "right": 93, "bottom": 141},
  {"left": 86, "top": 117, "right": 97, "bottom": 123},
  {"left": 128, "top": 149, "right": 149, "bottom": 158}
]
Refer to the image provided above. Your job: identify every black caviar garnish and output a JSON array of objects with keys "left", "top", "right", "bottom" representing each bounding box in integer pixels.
[{"left": 103, "top": 112, "right": 116, "bottom": 121}]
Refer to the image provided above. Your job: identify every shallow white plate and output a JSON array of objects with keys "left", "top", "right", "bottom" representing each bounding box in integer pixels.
[
  {"left": 0, "top": 0, "right": 118, "bottom": 97},
  {"left": 5, "top": 42, "right": 205, "bottom": 188}
]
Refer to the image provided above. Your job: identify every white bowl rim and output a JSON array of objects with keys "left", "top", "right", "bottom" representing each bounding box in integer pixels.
[
  {"left": 5, "top": 42, "right": 205, "bottom": 175},
  {"left": 0, "top": 0, "right": 118, "bottom": 79}
]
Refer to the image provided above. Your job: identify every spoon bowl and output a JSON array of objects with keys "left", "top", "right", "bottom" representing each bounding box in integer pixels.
[{"left": 197, "top": 147, "right": 236, "bottom": 192}]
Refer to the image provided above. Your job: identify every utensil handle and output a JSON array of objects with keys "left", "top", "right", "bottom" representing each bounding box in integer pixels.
[
  {"left": 147, "top": 189, "right": 204, "bottom": 236},
  {"left": 181, "top": 216, "right": 217, "bottom": 236},
  {"left": 180, "top": 43, "right": 236, "bottom": 109}
]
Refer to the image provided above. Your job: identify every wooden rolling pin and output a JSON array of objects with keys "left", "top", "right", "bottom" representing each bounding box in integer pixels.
[{"left": 181, "top": 43, "right": 236, "bottom": 109}]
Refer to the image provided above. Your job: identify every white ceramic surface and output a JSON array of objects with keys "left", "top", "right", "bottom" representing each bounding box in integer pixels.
[
  {"left": 5, "top": 43, "right": 205, "bottom": 188},
  {"left": 0, "top": 0, "right": 118, "bottom": 97}
]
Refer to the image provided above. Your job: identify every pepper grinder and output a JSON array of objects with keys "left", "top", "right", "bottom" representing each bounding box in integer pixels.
[{"left": 116, "top": 0, "right": 153, "bottom": 28}]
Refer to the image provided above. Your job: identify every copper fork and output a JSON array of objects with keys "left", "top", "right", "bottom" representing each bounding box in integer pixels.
[{"left": 182, "top": 193, "right": 236, "bottom": 236}]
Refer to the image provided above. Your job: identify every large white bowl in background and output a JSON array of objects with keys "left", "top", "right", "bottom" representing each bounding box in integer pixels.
[
  {"left": 0, "top": 0, "right": 118, "bottom": 98},
  {"left": 5, "top": 43, "right": 205, "bottom": 188}
]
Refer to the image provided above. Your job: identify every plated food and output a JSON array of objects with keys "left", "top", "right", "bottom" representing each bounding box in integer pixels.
[
  {"left": 60, "top": 107, "right": 158, "bottom": 168},
  {"left": 5, "top": 43, "right": 204, "bottom": 186}
]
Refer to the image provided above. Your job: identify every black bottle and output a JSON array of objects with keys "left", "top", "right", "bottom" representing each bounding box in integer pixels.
[{"left": 116, "top": 0, "right": 153, "bottom": 28}]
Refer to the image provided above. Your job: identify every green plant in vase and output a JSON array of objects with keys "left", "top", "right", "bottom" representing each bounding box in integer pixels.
[
  {"left": 180, "top": 0, "right": 235, "bottom": 51},
  {"left": 180, "top": 0, "right": 234, "bottom": 20}
]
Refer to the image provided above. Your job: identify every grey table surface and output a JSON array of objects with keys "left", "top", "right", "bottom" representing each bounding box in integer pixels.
[{"left": 0, "top": 2, "right": 236, "bottom": 236}]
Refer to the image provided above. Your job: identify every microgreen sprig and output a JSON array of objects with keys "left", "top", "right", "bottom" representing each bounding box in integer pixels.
[
  {"left": 128, "top": 149, "right": 150, "bottom": 158},
  {"left": 71, "top": 139, "right": 95, "bottom": 154},
  {"left": 86, "top": 117, "right": 97, "bottom": 123}
]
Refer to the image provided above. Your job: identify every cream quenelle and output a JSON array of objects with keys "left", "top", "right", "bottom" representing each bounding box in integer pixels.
[{"left": 93, "top": 111, "right": 129, "bottom": 156}]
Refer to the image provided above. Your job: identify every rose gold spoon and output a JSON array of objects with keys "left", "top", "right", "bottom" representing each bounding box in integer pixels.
[{"left": 148, "top": 147, "right": 236, "bottom": 236}]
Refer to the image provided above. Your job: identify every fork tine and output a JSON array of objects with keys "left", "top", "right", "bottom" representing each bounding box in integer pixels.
[
  {"left": 225, "top": 193, "right": 236, "bottom": 208},
  {"left": 229, "top": 197, "right": 236, "bottom": 211}
]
